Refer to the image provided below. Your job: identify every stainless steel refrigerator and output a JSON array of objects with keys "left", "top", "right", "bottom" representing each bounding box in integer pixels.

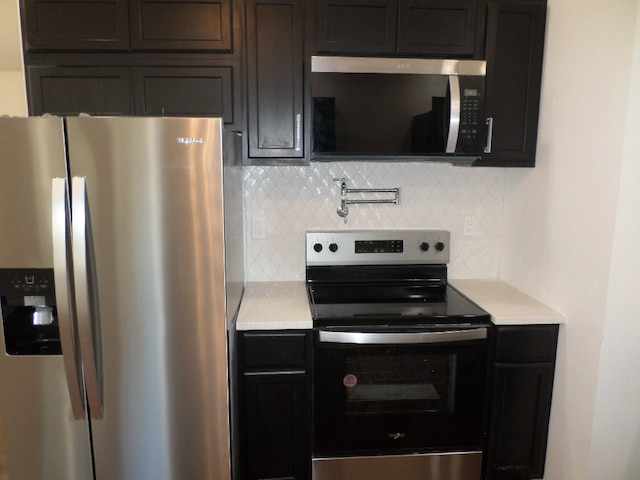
[{"left": 0, "top": 116, "right": 244, "bottom": 479}]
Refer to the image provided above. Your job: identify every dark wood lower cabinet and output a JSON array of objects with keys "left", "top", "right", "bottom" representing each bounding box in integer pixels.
[
  {"left": 238, "top": 331, "right": 311, "bottom": 480},
  {"left": 486, "top": 325, "right": 559, "bottom": 480},
  {"left": 243, "top": 372, "right": 308, "bottom": 480}
]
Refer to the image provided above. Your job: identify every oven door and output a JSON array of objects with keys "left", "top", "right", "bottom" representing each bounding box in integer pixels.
[{"left": 313, "top": 326, "right": 490, "bottom": 457}]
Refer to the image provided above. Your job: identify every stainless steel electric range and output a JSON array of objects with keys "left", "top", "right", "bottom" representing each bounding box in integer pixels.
[{"left": 306, "top": 230, "right": 492, "bottom": 480}]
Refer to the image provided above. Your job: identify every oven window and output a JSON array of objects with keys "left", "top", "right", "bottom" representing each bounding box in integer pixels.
[
  {"left": 344, "top": 353, "right": 456, "bottom": 415},
  {"left": 313, "top": 340, "right": 489, "bottom": 455}
]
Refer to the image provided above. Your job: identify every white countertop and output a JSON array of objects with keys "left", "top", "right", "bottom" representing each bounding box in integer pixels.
[
  {"left": 449, "top": 279, "right": 565, "bottom": 325},
  {"left": 236, "top": 281, "right": 313, "bottom": 330},
  {"left": 235, "top": 279, "right": 564, "bottom": 331}
]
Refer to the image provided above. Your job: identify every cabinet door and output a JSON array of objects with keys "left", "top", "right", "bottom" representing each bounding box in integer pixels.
[
  {"left": 132, "top": 65, "right": 240, "bottom": 128},
  {"left": 21, "top": 0, "right": 130, "bottom": 51},
  {"left": 487, "top": 363, "right": 554, "bottom": 479},
  {"left": 315, "top": 0, "right": 397, "bottom": 55},
  {"left": 27, "top": 66, "right": 132, "bottom": 115},
  {"left": 130, "top": 0, "right": 233, "bottom": 51},
  {"left": 478, "top": 0, "right": 546, "bottom": 167},
  {"left": 242, "top": 373, "right": 309, "bottom": 480},
  {"left": 397, "top": 0, "right": 483, "bottom": 57},
  {"left": 246, "top": 0, "right": 304, "bottom": 159}
]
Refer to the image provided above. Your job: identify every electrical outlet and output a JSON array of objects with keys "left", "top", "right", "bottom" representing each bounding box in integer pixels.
[
  {"left": 252, "top": 215, "right": 267, "bottom": 240},
  {"left": 463, "top": 216, "right": 478, "bottom": 237}
]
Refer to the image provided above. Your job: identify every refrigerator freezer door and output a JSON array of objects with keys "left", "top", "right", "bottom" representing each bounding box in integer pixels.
[
  {"left": 0, "top": 117, "right": 94, "bottom": 480},
  {"left": 65, "top": 116, "right": 232, "bottom": 480}
]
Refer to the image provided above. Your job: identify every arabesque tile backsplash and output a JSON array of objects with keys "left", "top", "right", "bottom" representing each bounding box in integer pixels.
[{"left": 243, "top": 162, "right": 504, "bottom": 281}]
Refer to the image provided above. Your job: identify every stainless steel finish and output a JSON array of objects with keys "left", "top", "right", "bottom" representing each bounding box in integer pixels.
[
  {"left": 306, "top": 230, "right": 451, "bottom": 266},
  {"left": 318, "top": 328, "right": 487, "bottom": 345},
  {"left": 446, "top": 75, "right": 461, "bottom": 153},
  {"left": 312, "top": 56, "right": 486, "bottom": 76},
  {"left": 0, "top": 117, "right": 66, "bottom": 267},
  {"left": 52, "top": 177, "right": 87, "bottom": 420},
  {"left": 64, "top": 116, "right": 239, "bottom": 480},
  {"left": 313, "top": 451, "right": 482, "bottom": 480},
  {"left": 295, "top": 113, "right": 302, "bottom": 151},
  {"left": 337, "top": 180, "right": 400, "bottom": 222},
  {"left": 0, "top": 117, "right": 93, "bottom": 479},
  {"left": 484, "top": 117, "right": 494, "bottom": 153},
  {"left": 71, "top": 176, "right": 104, "bottom": 420}
]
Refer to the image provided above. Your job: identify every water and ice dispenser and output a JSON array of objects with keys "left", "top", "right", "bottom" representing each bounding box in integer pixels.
[{"left": 0, "top": 269, "right": 62, "bottom": 355}]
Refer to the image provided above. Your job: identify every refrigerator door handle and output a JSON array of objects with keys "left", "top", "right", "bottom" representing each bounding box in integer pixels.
[
  {"left": 71, "top": 176, "right": 104, "bottom": 419},
  {"left": 52, "top": 178, "right": 87, "bottom": 420}
]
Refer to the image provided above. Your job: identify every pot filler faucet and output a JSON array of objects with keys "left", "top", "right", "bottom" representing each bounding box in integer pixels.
[{"left": 335, "top": 178, "right": 400, "bottom": 222}]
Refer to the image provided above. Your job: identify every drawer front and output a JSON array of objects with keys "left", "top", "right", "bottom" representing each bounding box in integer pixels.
[
  {"left": 241, "top": 331, "right": 309, "bottom": 370},
  {"left": 494, "top": 325, "right": 559, "bottom": 363}
]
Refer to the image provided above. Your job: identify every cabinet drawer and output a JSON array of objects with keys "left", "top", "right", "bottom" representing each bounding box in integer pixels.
[
  {"left": 240, "top": 331, "right": 309, "bottom": 370},
  {"left": 494, "top": 325, "right": 559, "bottom": 363}
]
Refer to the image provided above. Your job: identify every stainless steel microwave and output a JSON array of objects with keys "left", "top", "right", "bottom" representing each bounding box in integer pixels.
[{"left": 311, "top": 56, "right": 488, "bottom": 160}]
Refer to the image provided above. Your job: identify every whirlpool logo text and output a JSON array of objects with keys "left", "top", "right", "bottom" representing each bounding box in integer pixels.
[{"left": 177, "top": 137, "right": 204, "bottom": 145}]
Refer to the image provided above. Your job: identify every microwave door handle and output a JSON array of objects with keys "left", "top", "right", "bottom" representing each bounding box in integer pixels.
[
  {"left": 71, "top": 176, "right": 104, "bottom": 419},
  {"left": 446, "top": 75, "right": 461, "bottom": 153},
  {"left": 484, "top": 117, "right": 494, "bottom": 153},
  {"left": 52, "top": 178, "right": 87, "bottom": 420},
  {"left": 318, "top": 327, "right": 487, "bottom": 345}
]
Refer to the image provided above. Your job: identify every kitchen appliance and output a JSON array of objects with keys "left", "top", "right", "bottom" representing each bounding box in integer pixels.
[
  {"left": 0, "top": 116, "right": 244, "bottom": 480},
  {"left": 311, "top": 56, "right": 488, "bottom": 160},
  {"left": 306, "top": 230, "right": 492, "bottom": 480}
]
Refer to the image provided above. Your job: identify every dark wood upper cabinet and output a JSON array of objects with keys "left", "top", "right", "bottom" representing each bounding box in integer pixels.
[
  {"left": 130, "top": 0, "right": 233, "bottom": 51},
  {"left": 398, "top": 0, "right": 484, "bottom": 57},
  {"left": 21, "top": 0, "right": 130, "bottom": 51},
  {"left": 478, "top": 0, "right": 546, "bottom": 166},
  {"left": 246, "top": 0, "right": 304, "bottom": 159},
  {"left": 22, "top": 0, "right": 234, "bottom": 53},
  {"left": 27, "top": 65, "right": 133, "bottom": 115},
  {"left": 132, "top": 64, "right": 240, "bottom": 127},
  {"left": 314, "top": 0, "right": 484, "bottom": 57},
  {"left": 315, "top": 0, "right": 397, "bottom": 55}
]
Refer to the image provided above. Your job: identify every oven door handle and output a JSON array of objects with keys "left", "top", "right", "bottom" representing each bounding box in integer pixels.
[{"left": 317, "top": 327, "right": 487, "bottom": 345}]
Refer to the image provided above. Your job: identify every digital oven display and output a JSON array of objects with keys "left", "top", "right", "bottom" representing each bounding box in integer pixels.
[{"left": 355, "top": 240, "right": 403, "bottom": 254}]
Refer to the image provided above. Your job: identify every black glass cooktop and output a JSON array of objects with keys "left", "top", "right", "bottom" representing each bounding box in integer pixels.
[{"left": 308, "top": 285, "right": 490, "bottom": 327}]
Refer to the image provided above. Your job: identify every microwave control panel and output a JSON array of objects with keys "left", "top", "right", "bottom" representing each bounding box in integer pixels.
[{"left": 457, "top": 76, "right": 485, "bottom": 154}]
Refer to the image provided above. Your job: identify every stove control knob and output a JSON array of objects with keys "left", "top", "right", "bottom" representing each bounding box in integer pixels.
[
  {"left": 420, "top": 242, "right": 430, "bottom": 251},
  {"left": 313, "top": 243, "right": 323, "bottom": 253},
  {"left": 435, "top": 242, "right": 445, "bottom": 252},
  {"left": 329, "top": 243, "right": 339, "bottom": 253}
]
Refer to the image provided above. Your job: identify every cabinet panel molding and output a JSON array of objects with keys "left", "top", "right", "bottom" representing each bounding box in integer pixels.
[
  {"left": 246, "top": 0, "right": 304, "bottom": 159},
  {"left": 130, "top": 0, "right": 233, "bottom": 51},
  {"left": 27, "top": 65, "right": 133, "bottom": 115},
  {"left": 478, "top": 0, "right": 546, "bottom": 166},
  {"left": 132, "top": 65, "right": 238, "bottom": 126},
  {"left": 22, "top": 0, "right": 130, "bottom": 51}
]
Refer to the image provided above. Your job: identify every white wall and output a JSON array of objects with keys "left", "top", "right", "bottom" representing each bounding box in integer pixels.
[
  {"left": 500, "top": 0, "right": 640, "bottom": 478},
  {"left": 587, "top": 4, "right": 640, "bottom": 478},
  {"left": 0, "top": 0, "right": 27, "bottom": 116}
]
